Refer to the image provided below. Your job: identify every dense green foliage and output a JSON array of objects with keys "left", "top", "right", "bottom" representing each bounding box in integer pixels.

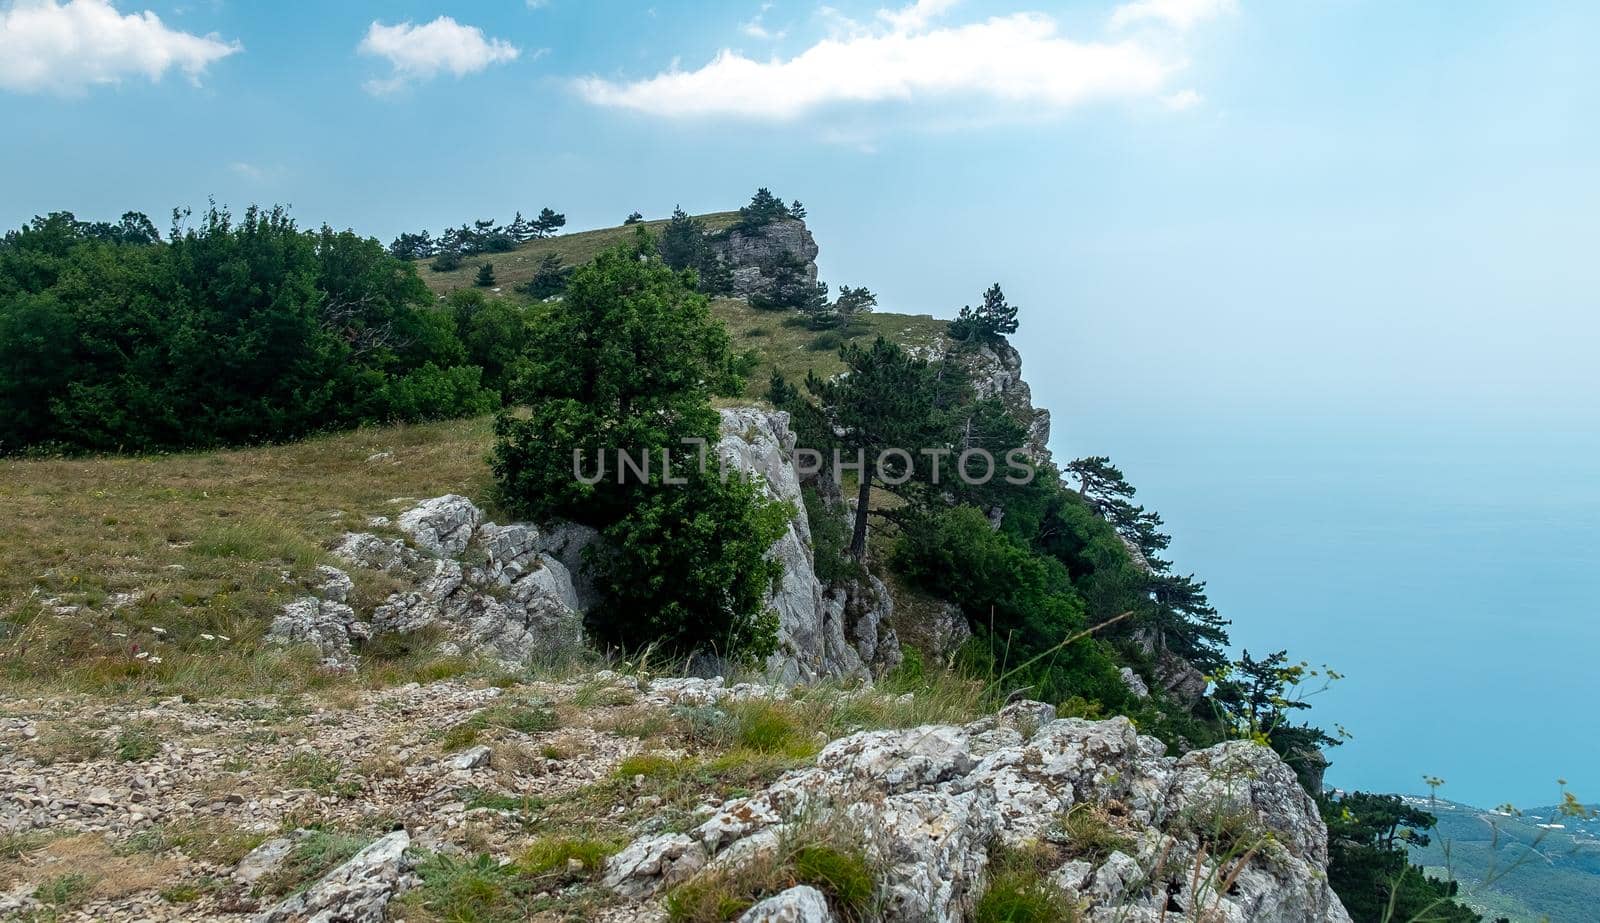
[
  {"left": 657, "top": 206, "right": 732, "bottom": 295},
  {"left": 590, "top": 471, "right": 788, "bottom": 661},
  {"left": 491, "top": 231, "right": 746, "bottom": 525},
  {"left": 731, "top": 187, "right": 801, "bottom": 233},
  {"left": 950, "top": 282, "right": 1020, "bottom": 342},
  {"left": 1323, "top": 792, "right": 1481, "bottom": 922},
  {"left": 491, "top": 232, "right": 781, "bottom": 660},
  {"left": 0, "top": 206, "right": 494, "bottom": 454}
]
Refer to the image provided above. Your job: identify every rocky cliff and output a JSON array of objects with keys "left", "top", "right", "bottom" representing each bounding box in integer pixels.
[{"left": 709, "top": 217, "right": 820, "bottom": 299}]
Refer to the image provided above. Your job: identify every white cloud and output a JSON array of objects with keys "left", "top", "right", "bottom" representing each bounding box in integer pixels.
[
  {"left": 0, "top": 0, "right": 239, "bottom": 95},
  {"left": 576, "top": 10, "right": 1177, "bottom": 120},
  {"left": 358, "top": 16, "right": 520, "bottom": 94},
  {"left": 876, "top": 0, "right": 959, "bottom": 32},
  {"left": 1110, "top": 0, "right": 1236, "bottom": 32},
  {"left": 1162, "top": 88, "right": 1202, "bottom": 110},
  {"left": 741, "top": 2, "right": 784, "bottom": 40}
]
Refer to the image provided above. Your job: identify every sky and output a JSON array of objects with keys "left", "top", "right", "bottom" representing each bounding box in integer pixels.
[{"left": 2, "top": 0, "right": 1598, "bottom": 808}]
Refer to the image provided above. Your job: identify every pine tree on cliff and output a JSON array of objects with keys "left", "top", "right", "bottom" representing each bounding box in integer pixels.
[
  {"left": 734, "top": 187, "right": 791, "bottom": 233},
  {"left": 951, "top": 283, "right": 1020, "bottom": 342},
  {"left": 807, "top": 337, "right": 940, "bottom": 560}
]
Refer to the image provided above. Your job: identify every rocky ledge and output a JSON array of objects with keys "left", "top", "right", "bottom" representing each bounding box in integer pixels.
[{"left": 605, "top": 698, "right": 1350, "bottom": 923}]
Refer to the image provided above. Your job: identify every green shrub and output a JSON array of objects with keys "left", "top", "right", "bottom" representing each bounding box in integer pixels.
[
  {"left": 894, "top": 505, "right": 1129, "bottom": 706},
  {"left": 973, "top": 844, "right": 1076, "bottom": 923},
  {"left": 430, "top": 250, "right": 462, "bottom": 272},
  {"left": 802, "top": 487, "right": 860, "bottom": 586},
  {"left": 378, "top": 363, "right": 497, "bottom": 423},
  {"left": 589, "top": 471, "right": 788, "bottom": 663},
  {"left": 806, "top": 331, "right": 845, "bottom": 352},
  {"left": 36, "top": 872, "right": 94, "bottom": 908},
  {"left": 116, "top": 722, "right": 162, "bottom": 761},
  {"left": 520, "top": 835, "right": 618, "bottom": 877}
]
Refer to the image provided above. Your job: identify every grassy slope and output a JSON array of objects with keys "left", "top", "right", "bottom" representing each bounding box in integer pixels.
[
  {"left": 418, "top": 212, "right": 952, "bottom": 397},
  {"left": 0, "top": 418, "right": 502, "bottom": 697},
  {"left": 421, "top": 211, "right": 741, "bottom": 296},
  {"left": 0, "top": 215, "right": 952, "bottom": 698}
]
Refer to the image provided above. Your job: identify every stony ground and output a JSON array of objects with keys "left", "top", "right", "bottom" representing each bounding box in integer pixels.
[
  {"left": 0, "top": 669, "right": 1350, "bottom": 923},
  {"left": 0, "top": 673, "right": 669, "bottom": 921}
]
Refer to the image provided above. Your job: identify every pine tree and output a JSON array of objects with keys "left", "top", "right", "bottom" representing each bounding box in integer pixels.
[
  {"left": 521, "top": 252, "right": 569, "bottom": 299},
  {"left": 475, "top": 262, "right": 496, "bottom": 287},
  {"left": 734, "top": 187, "right": 791, "bottom": 233},
  {"left": 624, "top": 211, "right": 644, "bottom": 225},
  {"left": 507, "top": 211, "right": 531, "bottom": 242},
  {"left": 832, "top": 285, "right": 877, "bottom": 326},
  {"left": 806, "top": 337, "right": 941, "bottom": 559},
  {"left": 658, "top": 206, "right": 706, "bottom": 272},
  {"left": 950, "top": 283, "right": 1020, "bottom": 342},
  {"left": 532, "top": 207, "right": 566, "bottom": 238},
  {"left": 789, "top": 200, "right": 808, "bottom": 219}
]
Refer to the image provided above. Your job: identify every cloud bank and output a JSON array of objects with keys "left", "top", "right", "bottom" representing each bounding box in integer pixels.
[{"left": 576, "top": 0, "right": 1230, "bottom": 120}]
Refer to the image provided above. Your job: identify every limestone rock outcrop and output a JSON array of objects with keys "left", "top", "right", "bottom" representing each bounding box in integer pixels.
[
  {"left": 717, "top": 407, "right": 900, "bottom": 683},
  {"left": 606, "top": 704, "right": 1350, "bottom": 923},
  {"left": 256, "top": 829, "right": 412, "bottom": 923},
  {"left": 708, "top": 218, "right": 819, "bottom": 300},
  {"left": 269, "top": 496, "right": 587, "bottom": 666}
]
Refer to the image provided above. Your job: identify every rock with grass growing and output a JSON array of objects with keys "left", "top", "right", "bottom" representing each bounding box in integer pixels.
[
  {"left": 614, "top": 704, "right": 1350, "bottom": 923},
  {"left": 256, "top": 829, "right": 411, "bottom": 923},
  {"left": 267, "top": 595, "right": 369, "bottom": 669},
  {"left": 602, "top": 832, "right": 708, "bottom": 900}
]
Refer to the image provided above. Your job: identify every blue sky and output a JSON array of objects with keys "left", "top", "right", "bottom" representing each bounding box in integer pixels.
[{"left": 3, "top": 0, "right": 1598, "bottom": 807}]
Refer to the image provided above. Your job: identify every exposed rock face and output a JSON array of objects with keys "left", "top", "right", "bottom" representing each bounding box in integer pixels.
[
  {"left": 269, "top": 497, "right": 588, "bottom": 667},
  {"left": 709, "top": 218, "right": 819, "bottom": 300},
  {"left": 607, "top": 704, "right": 1349, "bottom": 923},
  {"left": 266, "top": 565, "right": 371, "bottom": 668},
  {"left": 717, "top": 407, "right": 899, "bottom": 683},
  {"left": 940, "top": 337, "right": 1052, "bottom": 464},
  {"left": 602, "top": 832, "right": 707, "bottom": 900},
  {"left": 737, "top": 885, "right": 834, "bottom": 922},
  {"left": 256, "top": 829, "right": 411, "bottom": 923}
]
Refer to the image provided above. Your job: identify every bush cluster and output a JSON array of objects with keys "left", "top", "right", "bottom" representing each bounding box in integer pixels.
[{"left": 0, "top": 207, "right": 494, "bottom": 454}]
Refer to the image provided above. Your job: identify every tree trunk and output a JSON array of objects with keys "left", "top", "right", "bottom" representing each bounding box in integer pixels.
[{"left": 848, "top": 471, "right": 873, "bottom": 561}]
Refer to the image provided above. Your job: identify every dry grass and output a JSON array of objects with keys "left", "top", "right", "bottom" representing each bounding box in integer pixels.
[
  {"left": 710, "top": 298, "right": 951, "bottom": 399},
  {"left": 0, "top": 833, "right": 186, "bottom": 906},
  {"left": 0, "top": 416, "right": 498, "bottom": 699},
  {"left": 419, "top": 211, "right": 742, "bottom": 296}
]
